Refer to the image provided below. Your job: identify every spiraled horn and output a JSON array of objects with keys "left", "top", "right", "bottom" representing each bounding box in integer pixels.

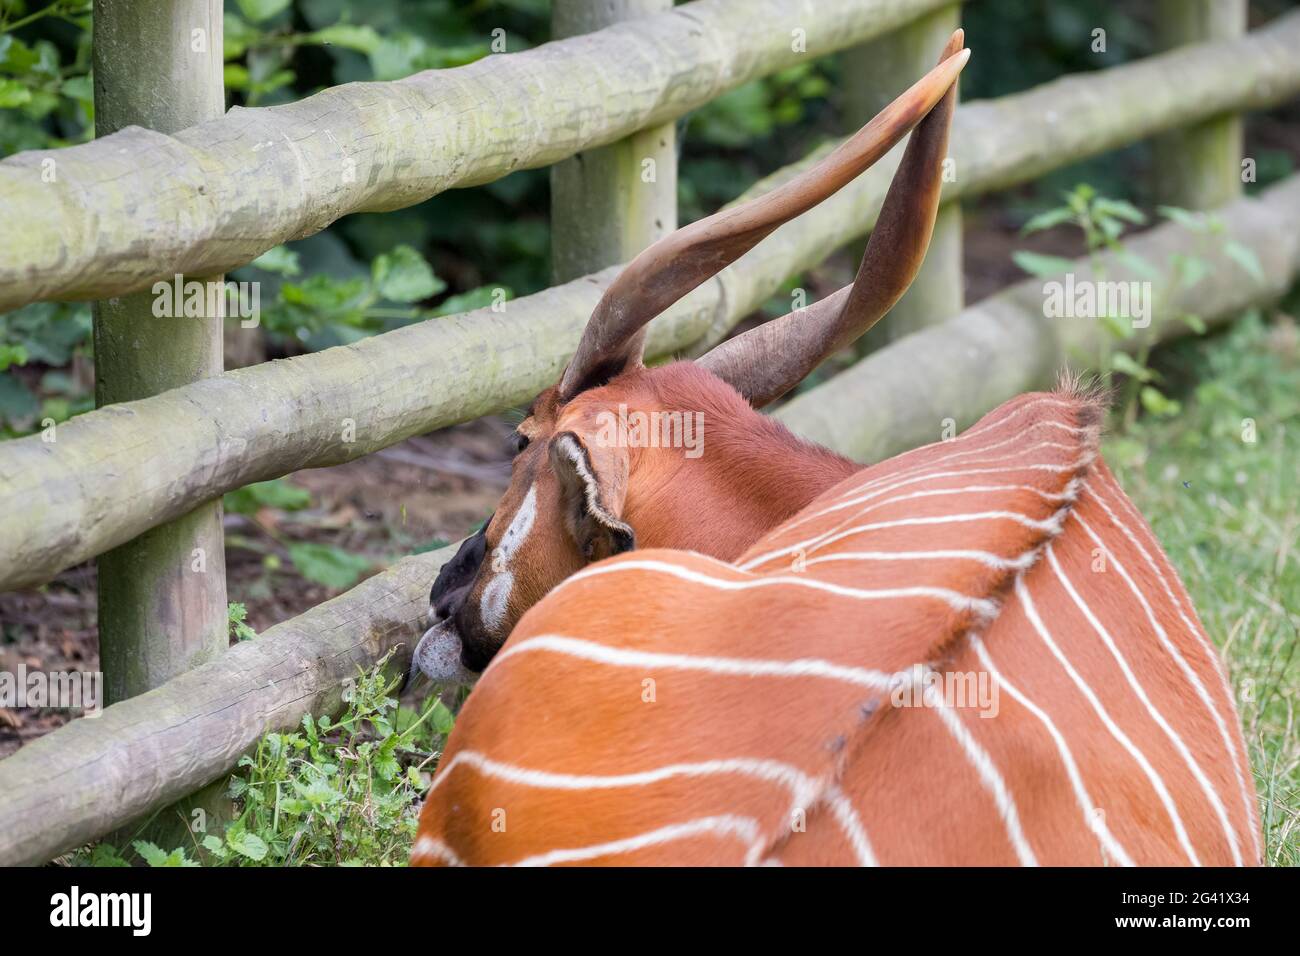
[
  {"left": 697, "top": 30, "right": 965, "bottom": 407},
  {"left": 557, "top": 34, "right": 970, "bottom": 402}
]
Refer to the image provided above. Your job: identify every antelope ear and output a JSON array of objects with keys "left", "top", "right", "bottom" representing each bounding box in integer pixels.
[{"left": 549, "top": 431, "right": 636, "bottom": 561}]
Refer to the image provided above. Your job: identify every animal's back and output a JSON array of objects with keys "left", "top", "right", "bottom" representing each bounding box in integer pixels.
[{"left": 414, "top": 389, "right": 1258, "bottom": 866}]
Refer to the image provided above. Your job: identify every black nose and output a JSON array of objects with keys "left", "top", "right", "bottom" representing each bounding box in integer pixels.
[
  {"left": 434, "top": 583, "right": 470, "bottom": 621},
  {"left": 429, "top": 521, "right": 490, "bottom": 620}
]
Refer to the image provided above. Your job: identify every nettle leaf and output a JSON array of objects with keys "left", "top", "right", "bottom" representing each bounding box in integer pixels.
[
  {"left": 372, "top": 245, "right": 444, "bottom": 303},
  {"left": 201, "top": 835, "right": 228, "bottom": 858},
  {"left": 235, "top": 0, "right": 292, "bottom": 25},
  {"left": 431, "top": 699, "right": 456, "bottom": 735},
  {"left": 287, "top": 542, "right": 373, "bottom": 590},
  {"left": 1011, "top": 250, "right": 1074, "bottom": 279},
  {"left": 226, "top": 829, "right": 270, "bottom": 862},
  {"left": 228, "top": 602, "right": 257, "bottom": 642},
  {"left": 374, "top": 753, "right": 400, "bottom": 782},
  {"left": 163, "top": 848, "right": 200, "bottom": 867},
  {"left": 132, "top": 840, "right": 169, "bottom": 867},
  {"left": 294, "top": 780, "right": 341, "bottom": 807}
]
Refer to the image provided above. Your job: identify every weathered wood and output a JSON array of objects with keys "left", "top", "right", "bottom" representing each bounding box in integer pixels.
[
  {"left": 0, "top": 0, "right": 956, "bottom": 312},
  {"left": 91, "top": 0, "right": 228, "bottom": 703},
  {"left": 1151, "top": 0, "right": 1246, "bottom": 210},
  {"left": 550, "top": 0, "right": 676, "bottom": 283},
  {"left": 4, "top": 16, "right": 1300, "bottom": 593},
  {"left": 776, "top": 175, "right": 1300, "bottom": 460},
  {"left": 843, "top": 4, "right": 963, "bottom": 346},
  {"left": 4, "top": 175, "right": 1299, "bottom": 866},
  {"left": 0, "top": 543, "right": 455, "bottom": 867}
]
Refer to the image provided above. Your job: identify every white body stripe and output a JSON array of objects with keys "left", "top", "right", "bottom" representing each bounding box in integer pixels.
[
  {"left": 494, "top": 634, "right": 897, "bottom": 689},
  {"left": 1055, "top": 525, "right": 1244, "bottom": 865},
  {"left": 1084, "top": 476, "right": 1260, "bottom": 862},
  {"left": 970, "top": 634, "right": 1136, "bottom": 866},
  {"left": 743, "top": 507, "right": 1073, "bottom": 573},
  {"left": 432, "top": 750, "right": 878, "bottom": 866},
  {"left": 557, "top": 557, "right": 999, "bottom": 618},
  {"left": 772, "top": 442, "right": 1087, "bottom": 542},
  {"left": 742, "top": 467, "right": 1087, "bottom": 570},
  {"left": 1014, "top": 575, "right": 1202, "bottom": 865},
  {"left": 510, "top": 815, "right": 764, "bottom": 867},
  {"left": 926, "top": 683, "right": 1039, "bottom": 866}
]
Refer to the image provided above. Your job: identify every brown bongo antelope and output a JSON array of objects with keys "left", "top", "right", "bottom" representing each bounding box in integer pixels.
[{"left": 410, "top": 33, "right": 1259, "bottom": 865}]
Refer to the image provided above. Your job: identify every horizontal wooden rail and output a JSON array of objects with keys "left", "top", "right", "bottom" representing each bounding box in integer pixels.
[
  {"left": 3, "top": 173, "right": 1298, "bottom": 866},
  {"left": 4, "top": 12, "right": 1300, "bottom": 593},
  {"left": 0, "top": 0, "right": 955, "bottom": 313}
]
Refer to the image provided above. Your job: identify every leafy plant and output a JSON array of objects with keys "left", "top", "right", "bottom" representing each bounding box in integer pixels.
[
  {"left": 285, "top": 541, "right": 373, "bottom": 590},
  {"left": 74, "top": 651, "right": 453, "bottom": 867},
  {"left": 227, "top": 602, "right": 258, "bottom": 642},
  {"left": 0, "top": 2, "right": 93, "bottom": 153},
  {"left": 223, "top": 477, "right": 312, "bottom": 516},
  {"left": 246, "top": 241, "right": 509, "bottom": 351},
  {"left": 0, "top": 301, "right": 92, "bottom": 436},
  {"left": 1014, "top": 183, "right": 1263, "bottom": 428}
]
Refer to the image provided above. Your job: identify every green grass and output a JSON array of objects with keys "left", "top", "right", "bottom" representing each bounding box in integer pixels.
[{"left": 1105, "top": 309, "right": 1299, "bottom": 866}]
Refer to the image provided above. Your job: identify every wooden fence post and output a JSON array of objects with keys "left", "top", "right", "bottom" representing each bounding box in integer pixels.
[
  {"left": 1152, "top": 0, "right": 1247, "bottom": 209},
  {"left": 91, "top": 1, "right": 227, "bottom": 704},
  {"left": 550, "top": 0, "right": 677, "bottom": 283},
  {"left": 842, "top": 5, "right": 962, "bottom": 346}
]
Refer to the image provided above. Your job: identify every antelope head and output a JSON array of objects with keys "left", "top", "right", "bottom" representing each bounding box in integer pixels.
[{"left": 411, "top": 33, "right": 968, "bottom": 687}]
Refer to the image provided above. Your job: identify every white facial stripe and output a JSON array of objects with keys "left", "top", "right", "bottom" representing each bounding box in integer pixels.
[{"left": 480, "top": 485, "right": 538, "bottom": 632}]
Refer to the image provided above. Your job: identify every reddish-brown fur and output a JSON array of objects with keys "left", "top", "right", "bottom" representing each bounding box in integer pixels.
[
  {"left": 441, "top": 362, "right": 859, "bottom": 656},
  {"left": 562, "top": 362, "right": 858, "bottom": 557},
  {"left": 414, "top": 389, "right": 1259, "bottom": 866}
]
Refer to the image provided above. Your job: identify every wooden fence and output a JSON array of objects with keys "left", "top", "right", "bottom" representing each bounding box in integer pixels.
[{"left": 0, "top": 0, "right": 1297, "bottom": 865}]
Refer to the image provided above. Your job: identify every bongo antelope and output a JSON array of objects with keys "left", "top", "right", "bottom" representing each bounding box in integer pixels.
[{"left": 410, "top": 33, "right": 1259, "bottom": 865}]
